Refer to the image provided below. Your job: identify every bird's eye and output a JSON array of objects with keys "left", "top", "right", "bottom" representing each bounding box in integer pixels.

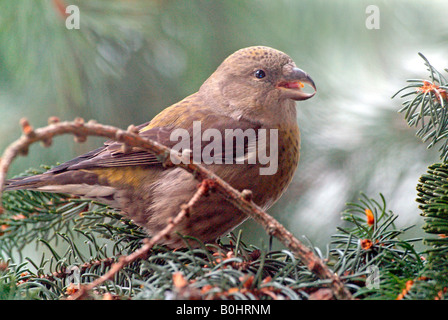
[{"left": 254, "top": 69, "right": 266, "bottom": 79}]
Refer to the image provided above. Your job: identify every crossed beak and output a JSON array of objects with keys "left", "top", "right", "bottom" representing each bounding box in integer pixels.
[{"left": 277, "top": 65, "right": 317, "bottom": 101}]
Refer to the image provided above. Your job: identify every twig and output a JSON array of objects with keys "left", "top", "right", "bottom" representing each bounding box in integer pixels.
[
  {"left": 38, "top": 258, "right": 116, "bottom": 282},
  {"left": 67, "top": 179, "right": 212, "bottom": 300},
  {"left": 0, "top": 118, "right": 353, "bottom": 300}
]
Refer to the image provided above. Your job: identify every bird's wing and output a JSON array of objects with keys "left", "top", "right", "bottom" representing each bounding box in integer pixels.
[{"left": 48, "top": 115, "right": 263, "bottom": 172}]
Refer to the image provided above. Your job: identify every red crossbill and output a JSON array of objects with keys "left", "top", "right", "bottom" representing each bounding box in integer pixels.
[{"left": 6, "top": 46, "right": 316, "bottom": 248}]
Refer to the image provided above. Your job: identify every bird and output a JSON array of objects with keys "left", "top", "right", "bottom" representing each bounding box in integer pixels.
[{"left": 5, "top": 46, "right": 316, "bottom": 248}]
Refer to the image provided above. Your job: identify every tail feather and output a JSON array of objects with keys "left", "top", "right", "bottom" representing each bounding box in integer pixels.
[
  {"left": 4, "top": 171, "right": 119, "bottom": 206},
  {"left": 5, "top": 170, "right": 101, "bottom": 192},
  {"left": 5, "top": 175, "right": 49, "bottom": 191}
]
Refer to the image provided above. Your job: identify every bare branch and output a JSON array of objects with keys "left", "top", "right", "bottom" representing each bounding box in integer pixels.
[
  {"left": 0, "top": 118, "right": 353, "bottom": 300},
  {"left": 67, "top": 178, "right": 213, "bottom": 300}
]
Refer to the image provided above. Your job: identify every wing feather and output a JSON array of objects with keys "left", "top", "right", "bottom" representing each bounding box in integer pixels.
[{"left": 49, "top": 115, "right": 263, "bottom": 172}]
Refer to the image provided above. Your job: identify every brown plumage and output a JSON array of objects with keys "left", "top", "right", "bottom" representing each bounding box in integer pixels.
[{"left": 6, "top": 46, "right": 316, "bottom": 248}]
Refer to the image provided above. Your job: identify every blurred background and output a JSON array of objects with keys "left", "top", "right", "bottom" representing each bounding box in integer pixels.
[{"left": 1, "top": 0, "right": 447, "bottom": 250}]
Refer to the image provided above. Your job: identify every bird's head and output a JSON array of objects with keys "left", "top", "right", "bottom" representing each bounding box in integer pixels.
[{"left": 199, "top": 46, "right": 316, "bottom": 115}]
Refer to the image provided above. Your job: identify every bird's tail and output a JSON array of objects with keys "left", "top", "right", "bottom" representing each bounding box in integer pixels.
[
  {"left": 5, "top": 174, "right": 51, "bottom": 191},
  {"left": 4, "top": 171, "right": 121, "bottom": 208},
  {"left": 4, "top": 170, "right": 122, "bottom": 208},
  {"left": 5, "top": 170, "right": 107, "bottom": 194}
]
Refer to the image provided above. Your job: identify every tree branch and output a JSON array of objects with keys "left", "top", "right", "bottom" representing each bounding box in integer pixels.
[
  {"left": 0, "top": 118, "right": 353, "bottom": 300},
  {"left": 67, "top": 178, "right": 213, "bottom": 300}
]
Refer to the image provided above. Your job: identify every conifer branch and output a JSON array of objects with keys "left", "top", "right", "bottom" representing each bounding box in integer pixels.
[
  {"left": 0, "top": 117, "right": 353, "bottom": 300},
  {"left": 68, "top": 178, "right": 212, "bottom": 300},
  {"left": 394, "top": 53, "right": 448, "bottom": 161}
]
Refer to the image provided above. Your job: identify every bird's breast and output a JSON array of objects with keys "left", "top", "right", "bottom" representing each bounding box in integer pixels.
[
  {"left": 260, "top": 124, "right": 300, "bottom": 207},
  {"left": 209, "top": 123, "right": 300, "bottom": 210}
]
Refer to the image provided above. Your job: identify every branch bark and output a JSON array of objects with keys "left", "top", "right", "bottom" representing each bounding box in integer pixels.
[
  {"left": 68, "top": 178, "right": 213, "bottom": 300},
  {"left": 0, "top": 118, "right": 353, "bottom": 300}
]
